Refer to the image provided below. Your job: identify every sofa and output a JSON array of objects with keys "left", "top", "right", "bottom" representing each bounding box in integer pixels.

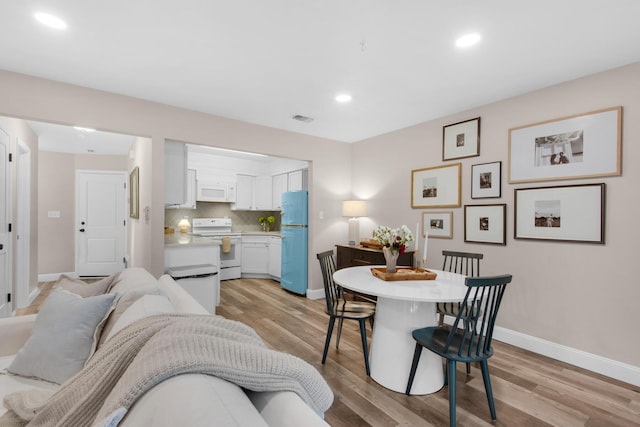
[{"left": 0, "top": 268, "right": 332, "bottom": 426}]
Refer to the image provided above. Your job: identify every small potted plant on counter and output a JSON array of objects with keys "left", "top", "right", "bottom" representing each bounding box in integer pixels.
[{"left": 259, "top": 215, "right": 275, "bottom": 232}]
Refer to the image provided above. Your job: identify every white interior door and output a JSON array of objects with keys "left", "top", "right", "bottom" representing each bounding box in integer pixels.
[
  {"left": 77, "top": 171, "right": 126, "bottom": 277},
  {"left": 0, "top": 127, "right": 11, "bottom": 317}
]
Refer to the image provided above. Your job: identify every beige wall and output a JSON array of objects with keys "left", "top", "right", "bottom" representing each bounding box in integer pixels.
[
  {"left": 0, "top": 70, "right": 353, "bottom": 293},
  {"left": 37, "top": 152, "right": 128, "bottom": 275},
  {"left": 37, "top": 152, "right": 75, "bottom": 274},
  {"left": 128, "top": 136, "right": 153, "bottom": 269},
  {"left": 1, "top": 63, "right": 637, "bottom": 377},
  {"left": 351, "top": 62, "right": 640, "bottom": 368}
]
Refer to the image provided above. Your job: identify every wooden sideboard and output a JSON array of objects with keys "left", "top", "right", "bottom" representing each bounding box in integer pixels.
[{"left": 335, "top": 244, "right": 414, "bottom": 270}]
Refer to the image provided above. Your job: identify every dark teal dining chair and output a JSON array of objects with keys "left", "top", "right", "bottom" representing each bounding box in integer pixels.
[
  {"left": 437, "top": 250, "right": 484, "bottom": 374},
  {"left": 406, "top": 274, "right": 513, "bottom": 427},
  {"left": 317, "top": 250, "right": 376, "bottom": 376}
]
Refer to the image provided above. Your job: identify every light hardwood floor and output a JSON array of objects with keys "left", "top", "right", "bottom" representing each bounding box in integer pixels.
[{"left": 218, "top": 278, "right": 640, "bottom": 427}]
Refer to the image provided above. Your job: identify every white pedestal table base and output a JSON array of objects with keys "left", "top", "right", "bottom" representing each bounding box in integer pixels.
[{"left": 369, "top": 297, "right": 443, "bottom": 394}]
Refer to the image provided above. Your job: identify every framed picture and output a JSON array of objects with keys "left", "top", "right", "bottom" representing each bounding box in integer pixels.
[
  {"left": 514, "top": 183, "right": 605, "bottom": 244},
  {"left": 508, "top": 106, "right": 621, "bottom": 183},
  {"left": 443, "top": 117, "right": 480, "bottom": 161},
  {"left": 422, "top": 211, "right": 453, "bottom": 239},
  {"left": 411, "top": 163, "right": 461, "bottom": 208},
  {"left": 464, "top": 204, "right": 506, "bottom": 245},
  {"left": 471, "top": 161, "right": 501, "bottom": 199},
  {"left": 129, "top": 167, "right": 139, "bottom": 219}
]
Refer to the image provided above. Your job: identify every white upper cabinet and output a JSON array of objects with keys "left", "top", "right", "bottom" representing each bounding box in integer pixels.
[
  {"left": 168, "top": 169, "right": 197, "bottom": 209},
  {"left": 235, "top": 174, "right": 254, "bottom": 210},
  {"left": 180, "top": 169, "right": 197, "bottom": 209},
  {"left": 254, "top": 175, "right": 273, "bottom": 210},
  {"left": 165, "top": 141, "right": 187, "bottom": 206},
  {"left": 272, "top": 173, "right": 287, "bottom": 210},
  {"left": 234, "top": 174, "right": 272, "bottom": 211},
  {"left": 287, "top": 169, "right": 308, "bottom": 191}
]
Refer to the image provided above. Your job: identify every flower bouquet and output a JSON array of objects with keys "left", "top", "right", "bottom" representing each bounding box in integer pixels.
[{"left": 373, "top": 225, "right": 414, "bottom": 273}]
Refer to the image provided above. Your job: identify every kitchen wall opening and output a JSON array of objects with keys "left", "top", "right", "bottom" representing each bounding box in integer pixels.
[{"left": 164, "top": 142, "right": 309, "bottom": 235}]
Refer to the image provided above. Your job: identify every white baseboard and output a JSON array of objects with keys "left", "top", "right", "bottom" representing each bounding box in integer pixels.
[
  {"left": 493, "top": 326, "right": 640, "bottom": 388},
  {"left": 306, "top": 287, "right": 324, "bottom": 300},
  {"left": 28, "top": 286, "right": 41, "bottom": 305}
]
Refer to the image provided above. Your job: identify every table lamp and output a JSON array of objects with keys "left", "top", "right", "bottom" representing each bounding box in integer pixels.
[
  {"left": 342, "top": 200, "right": 367, "bottom": 245},
  {"left": 178, "top": 218, "right": 190, "bottom": 233}
]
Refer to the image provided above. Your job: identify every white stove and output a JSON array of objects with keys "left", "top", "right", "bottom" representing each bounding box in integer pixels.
[
  {"left": 191, "top": 218, "right": 240, "bottom": 237},
  {"left": 192, "top": 218, "right": 242, "bottom": 280}
]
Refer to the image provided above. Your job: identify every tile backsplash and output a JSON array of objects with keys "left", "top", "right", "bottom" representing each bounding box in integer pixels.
[{"left": 165, "top": 202, "right": 281, "bottom": 233}]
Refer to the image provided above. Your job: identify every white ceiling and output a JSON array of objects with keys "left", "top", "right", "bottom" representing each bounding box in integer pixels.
[
  {"left": 3, "top": 1, "right": 640, "bottom": 144},
  {"left": 27, "top": 121, "right": 136, "bottom": 155}
]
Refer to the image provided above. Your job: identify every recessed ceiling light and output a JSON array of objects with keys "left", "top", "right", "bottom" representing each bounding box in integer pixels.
[
  {"left": 335, "top": 94, "right": 352, "bottom": 103},
  {"left": 456, "top": 33, "right": 481, "bottom": 48},
  {"left": 34, "top": 12, "right": 67, "bottom": 30}
]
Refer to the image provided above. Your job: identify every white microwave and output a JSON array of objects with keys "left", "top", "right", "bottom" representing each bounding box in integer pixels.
[{"left": 196, "top": 182, "right": 235, "bottom": 202}]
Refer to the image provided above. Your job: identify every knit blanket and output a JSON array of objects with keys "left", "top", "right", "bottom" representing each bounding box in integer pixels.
[{"left": 1, "top": 314, "right": 333, "bottom": 427}]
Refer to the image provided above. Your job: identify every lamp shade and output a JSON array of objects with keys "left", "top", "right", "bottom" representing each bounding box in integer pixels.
[
  {"left": 178, "top": 218, "right": 190, "bottom": 233},
  {"left": 342, "top": 200, "right": 367, "bottom": 217}
]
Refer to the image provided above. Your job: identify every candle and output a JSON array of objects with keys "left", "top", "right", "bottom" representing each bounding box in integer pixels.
[
  {"left": 415, "top": 222, "right": 420, "bottom": 269},
  {"left": 423, "top": 230, "right": 429, "bottom": 265}
]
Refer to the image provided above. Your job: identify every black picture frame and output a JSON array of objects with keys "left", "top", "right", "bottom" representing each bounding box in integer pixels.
[
  {"left": 514, "top": 183, "right": 605, "bottom": 243},
  {"left": 443, "top": 117, "right": 481, "bottom": 161},
  {"left": 471, "top": 161, "right": 502, "bottom": 199},
  {"left": 464, "top": 204, "right": 507, "bottom": 245}
]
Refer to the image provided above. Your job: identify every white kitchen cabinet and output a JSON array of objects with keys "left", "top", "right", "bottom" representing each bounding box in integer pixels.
[
  {"left": 268, "top": 236, "right": 281, "bottom": 280},
  {"left": 164, "top": 141, "right": 187, "bottom": 206},
  {"left": 287, "top": 169, "right": 308, "bottom": 192},
  {"left": 241, "top": 235, "right": 270, "bottom": 275},
  {"left": 235, "top": 174, "right": 254, "bottom": 210},
  {"left": 234, "top": 174, "right": 272, "bottom": 210},
  {"left": 272, "top": 173, "right": 287, "bottom": 210},
  {"left": 254, "top": 175, "right": 273, "bottom": 210},
  {"left": 172, "top": 169, "right": 196, "bottom": 209}
]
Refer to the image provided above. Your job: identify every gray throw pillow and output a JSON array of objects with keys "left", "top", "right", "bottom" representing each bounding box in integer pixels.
[{"left": 8, "top": 289, "right": 117, "bottom": 384}]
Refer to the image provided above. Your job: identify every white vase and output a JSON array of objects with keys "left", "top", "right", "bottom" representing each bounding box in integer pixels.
[{"left": 382, "top": 246, "right": 399, "bottom": 273}]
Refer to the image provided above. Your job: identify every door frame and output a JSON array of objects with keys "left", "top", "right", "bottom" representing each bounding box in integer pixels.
[
  {"left": 0, "top": 125, "right": 11, "bottom": 317},
  {"left": 15, "top": 138, "right": 31, "bottom": 308}
]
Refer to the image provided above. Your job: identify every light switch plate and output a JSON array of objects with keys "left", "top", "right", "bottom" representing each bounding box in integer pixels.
[{"left": 48, "top": 210, "right": 61, "bottom": 218}]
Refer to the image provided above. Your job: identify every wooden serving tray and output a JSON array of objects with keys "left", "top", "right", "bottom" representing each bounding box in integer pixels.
[
  {"left": 371, "top": 267, "right": 437, "bottom": 281},
  {"left": 360, "top": 240, "right": 383, "bottom": 249}
]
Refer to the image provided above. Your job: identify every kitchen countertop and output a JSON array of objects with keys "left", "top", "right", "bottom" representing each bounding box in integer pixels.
[
  {"left": 164, "top": 233, "right": 221, "bottom": 247},
  {"left": 239, "top": 231, "right": 282, "bottom": 237},
  {"left": 165, "top": 232, "right": 281, "bottom": 247}
]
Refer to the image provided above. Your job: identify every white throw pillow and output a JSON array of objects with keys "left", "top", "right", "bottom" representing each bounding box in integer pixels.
[
  {"left": 104, "top": 294, "right": 175, "bottom": 342},
  {"left": 55, "top": 272, "right": 120, "bottom": 298},
  {"left": 8, "top": 289, "right": 117, "bottom": 384},
  {"left": 97, "top": 287, "right": 164, "bottom": 349}
]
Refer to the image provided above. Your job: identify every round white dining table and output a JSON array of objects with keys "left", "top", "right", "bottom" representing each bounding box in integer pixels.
[{"left": 333, "top": 265, "right": 467, "bottom": 394}]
